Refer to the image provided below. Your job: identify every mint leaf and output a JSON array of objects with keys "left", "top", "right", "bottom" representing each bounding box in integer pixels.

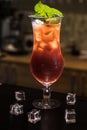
[
  {"left": 51, "top": 8, "right": 63, "bottom": 17},
  {"left": 34, "top": 1, "right": 63, "bottom": 18},
  {"left": 34, "top": 1, "right": 50, "bottom": 18}
]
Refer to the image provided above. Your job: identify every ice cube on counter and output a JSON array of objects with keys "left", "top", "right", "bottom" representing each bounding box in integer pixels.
[
  {"left": 65, "top": 109, "right": 76, "bottom": 124},
  {"left": 66, "top": 93, "right": 76, "bottom": 105},
  {"left": 10, "top": 103, "right": 24, "bottom": 116},
  {"left": 15, "top": 91, "right": 25, "bottom": 101},
  {"left": 28, "top": 109, "right": 41, "bottom": 124}
]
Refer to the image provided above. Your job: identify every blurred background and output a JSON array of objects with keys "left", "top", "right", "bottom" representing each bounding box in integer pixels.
[
  {"left": 0, "top": 0, "right": 87, "bottom": 54},
  {"left": 0, "top": 0, "right": 87, "bottom": 96}
]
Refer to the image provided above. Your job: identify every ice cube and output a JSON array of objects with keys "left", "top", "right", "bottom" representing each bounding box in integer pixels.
[
  {"left": 15, "top": 91, "right": 25, "bottom": 101},
  {"left": 66, "top": 93, "right": 76, "bottom": 105},
  {"left": 10, "top": 103, "right": 24, "bottom": 116},
  {"left": 65, "top": 109, "right": 76, "bottom": 124},
  {"left": 49, "top": 40, "right": 58, "bottom": 49},
  {"left": 32, "top": 19, "right": 44, "bottom": 27},
  {"left": 28, "top": 109, "right": 41, "bottom": 124},
  {"left": 42, "top": 25, "right": 55, "bottom": 42},
  {"left": 35, "top": 31, "right": 42, "bottom": 42}
]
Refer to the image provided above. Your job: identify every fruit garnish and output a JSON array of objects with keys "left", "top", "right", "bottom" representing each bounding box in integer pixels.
[
  {"left": 45, "top": 17, "right": 61, "bottom": 24},
  {"left": 34, "top": 1, "right": 63, "bottom": 18}
]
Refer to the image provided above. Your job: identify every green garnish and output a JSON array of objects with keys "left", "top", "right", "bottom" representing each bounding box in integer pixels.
[{"left": 34, "top": 1, "right": 63, "bottom": 18}]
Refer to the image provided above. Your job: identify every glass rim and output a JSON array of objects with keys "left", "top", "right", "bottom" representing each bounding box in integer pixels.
[{"left": 28, "top": 15, "right": 64, "bottom": 19}]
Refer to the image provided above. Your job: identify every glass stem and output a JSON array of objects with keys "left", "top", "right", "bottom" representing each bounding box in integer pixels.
[{"left": 42, "top": 87, "right": 51, "bottom": 108}]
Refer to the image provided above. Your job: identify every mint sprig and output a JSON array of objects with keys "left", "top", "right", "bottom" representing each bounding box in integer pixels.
[{"left": 34, "top": 1, "right": 63, "bottom": 18}]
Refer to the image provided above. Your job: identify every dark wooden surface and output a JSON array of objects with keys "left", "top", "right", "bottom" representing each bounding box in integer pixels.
[{"left": 0, "top": 83, "right": 87, "bottom": 130}]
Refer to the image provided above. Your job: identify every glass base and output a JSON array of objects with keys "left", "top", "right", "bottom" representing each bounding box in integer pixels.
[{"left": 32, "top": 99, "right": 61, "bottom": 109}]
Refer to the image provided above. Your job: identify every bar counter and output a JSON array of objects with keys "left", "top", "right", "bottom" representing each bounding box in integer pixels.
[
  {"left": 0, "top": 53, "right": 87, "bottom": 96},
  {"left": 0, "top": 53, "right": 87, "bottom": 71},
  {"left": 0, "top": 83, "right": 87, "bottom": 130}
]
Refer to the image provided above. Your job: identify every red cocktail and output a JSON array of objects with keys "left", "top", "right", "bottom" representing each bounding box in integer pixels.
[
  {"left": 30, "top": 21, "right": 64, "bottom": 87},
  {"left": 29, "top": 16, "right": 64, "bottom": 109},
  {"left": 29, "top": 1, "right": 64, "bottom": 109}
]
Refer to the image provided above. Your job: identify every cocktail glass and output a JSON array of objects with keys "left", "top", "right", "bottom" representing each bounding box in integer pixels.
[{"left": 29, "top": 16, "right": 64, "bottom": 109}]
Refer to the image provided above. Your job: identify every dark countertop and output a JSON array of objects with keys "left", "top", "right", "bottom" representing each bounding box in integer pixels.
[{"left": 0, "top": 83, "right": 87, "bottom": 130}]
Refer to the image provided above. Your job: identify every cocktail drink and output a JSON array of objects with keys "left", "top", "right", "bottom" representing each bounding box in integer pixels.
[
  {"left": 31, "top": 18, "right": 64, "bottom": 86},
  {"left": 29, "top": 1, "right": 64, "bottom": 109}
]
